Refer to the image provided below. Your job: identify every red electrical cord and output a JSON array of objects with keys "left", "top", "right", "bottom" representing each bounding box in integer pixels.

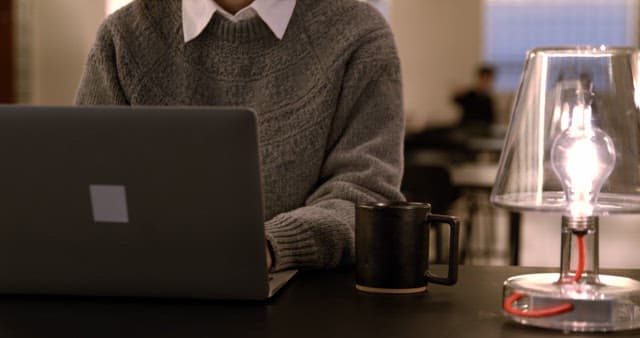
[
  {"left": 503, "top": 234, "right": 585, "bottom": 317},
  {"left": 573, "top": 235, "right": 585, "bottom": 283}
]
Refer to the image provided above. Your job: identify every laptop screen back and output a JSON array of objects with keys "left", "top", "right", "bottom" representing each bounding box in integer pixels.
[{"left": 0, "top": 106, "right": 269, "bottom": 299}]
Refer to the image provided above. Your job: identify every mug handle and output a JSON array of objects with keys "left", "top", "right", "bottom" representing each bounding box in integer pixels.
[{"left": 424, "top": 214, "right": 460, "bottom": 286}]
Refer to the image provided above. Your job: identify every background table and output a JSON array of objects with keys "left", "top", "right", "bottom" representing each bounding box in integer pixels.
[{"left": 0, "top": 265, "right": 638, "bottom": 337}]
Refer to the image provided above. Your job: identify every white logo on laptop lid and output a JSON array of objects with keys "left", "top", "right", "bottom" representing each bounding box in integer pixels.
[{"left": 89, "top": 185, "right": 129, "bottom": 223}]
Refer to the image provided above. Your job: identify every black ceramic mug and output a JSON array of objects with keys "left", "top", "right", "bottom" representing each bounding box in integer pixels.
[{"left": 355, "top": 201, "right": 460, "bottom": 294}]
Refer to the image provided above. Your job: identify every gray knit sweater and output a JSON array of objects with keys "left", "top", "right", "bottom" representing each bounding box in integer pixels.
[{"left": 75, "top": 0, "right": 405, "bottom": 271}]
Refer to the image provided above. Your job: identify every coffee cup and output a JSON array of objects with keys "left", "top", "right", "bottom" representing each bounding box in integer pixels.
[{"left": 355, "top": 201, "right": 459, "bottom": 294}]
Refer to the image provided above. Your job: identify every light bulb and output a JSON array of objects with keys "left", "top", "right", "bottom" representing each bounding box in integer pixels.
[{"left": 551, "top": 105, "right": 616, "bottom": 217}]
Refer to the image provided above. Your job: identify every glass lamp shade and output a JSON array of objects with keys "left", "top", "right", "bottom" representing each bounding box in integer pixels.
[{"left": 490, "top": 46, "right": 640, "bottom": 216}]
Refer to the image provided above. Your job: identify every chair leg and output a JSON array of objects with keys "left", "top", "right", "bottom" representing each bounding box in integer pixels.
[{"left": 460, "top": 191, "right": 477, "bottom": 264}]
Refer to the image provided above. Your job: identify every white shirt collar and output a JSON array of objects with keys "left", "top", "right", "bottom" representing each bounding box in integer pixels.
[{"left": 182, "top": 0, "right": 296, "bottom": 42}]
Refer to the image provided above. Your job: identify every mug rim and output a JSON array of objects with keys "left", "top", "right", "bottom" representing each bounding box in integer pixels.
[{"left": 357, "top": 201, "right": 431, "bottom": 210}]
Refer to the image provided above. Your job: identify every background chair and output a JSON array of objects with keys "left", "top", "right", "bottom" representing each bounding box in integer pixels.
[{"left": 401, "top": 161, "right": 459, "bottom": 263}]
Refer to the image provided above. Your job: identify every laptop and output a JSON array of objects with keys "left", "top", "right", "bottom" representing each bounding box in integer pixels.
[{"left": 0, "top": 105, "right": 296, "bottom": 300}]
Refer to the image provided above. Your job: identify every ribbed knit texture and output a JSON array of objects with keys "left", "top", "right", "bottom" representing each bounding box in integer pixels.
[{"left": 76, "top": 0, "right": 405, "bottom": 271}]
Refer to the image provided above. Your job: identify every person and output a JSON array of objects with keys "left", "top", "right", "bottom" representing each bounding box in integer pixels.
[
  {"left": 453, "top": 65, "right": 496, "bottom": 136},
  {"left": 75, "top": 0, "right": 405, "bottom": 271}
]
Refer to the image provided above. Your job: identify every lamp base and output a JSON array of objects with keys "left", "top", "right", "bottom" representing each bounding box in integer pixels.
[{"left": 503, "top": 273, "right": 640, "bottom": 332}]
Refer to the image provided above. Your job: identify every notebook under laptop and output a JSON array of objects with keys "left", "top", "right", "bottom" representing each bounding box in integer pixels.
[{"left": 0, "top": 105, "right": 295, "bottom": 300}]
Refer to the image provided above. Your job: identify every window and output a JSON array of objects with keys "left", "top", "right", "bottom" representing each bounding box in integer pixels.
[{"left": 484, "top": 0, "right": 638, "bottom": 91}]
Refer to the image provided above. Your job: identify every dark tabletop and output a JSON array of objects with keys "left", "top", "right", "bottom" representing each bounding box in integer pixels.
[{"left": 0, "top": 265, "right": 639, "bottom": 338}]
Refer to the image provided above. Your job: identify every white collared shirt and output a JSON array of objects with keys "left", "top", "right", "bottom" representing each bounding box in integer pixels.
[{"left": 182, "top": 0, "right": 296, "bottom": 42}]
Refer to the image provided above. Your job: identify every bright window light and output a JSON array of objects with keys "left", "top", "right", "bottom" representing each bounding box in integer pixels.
[
  {"left": 484, "top": 0, "right": 638, "bottom": 92},
  {"left": 106, "top": 0, "right": 134, "bottom": 16},
  {"left": 360, "top": 0, "right": 392, "bottom": 19}
]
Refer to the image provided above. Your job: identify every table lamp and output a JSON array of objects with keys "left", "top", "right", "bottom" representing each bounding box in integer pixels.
[{"left": 490, "top": 46, "right": 640, "bottom": 332}]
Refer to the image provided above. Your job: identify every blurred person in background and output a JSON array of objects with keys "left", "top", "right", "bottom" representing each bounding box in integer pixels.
[{"left": 453, "top": 65, "right": 496, "bottom": 136}]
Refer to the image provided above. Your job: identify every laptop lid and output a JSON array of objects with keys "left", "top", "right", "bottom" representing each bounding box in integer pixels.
[{"left": 0, "top": 105, "right": 280, "bottom": 300}]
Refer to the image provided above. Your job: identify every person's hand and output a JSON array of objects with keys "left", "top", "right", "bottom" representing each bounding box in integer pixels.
[{"left": 266, "top": 242, "right": 273, "bottom": 270}]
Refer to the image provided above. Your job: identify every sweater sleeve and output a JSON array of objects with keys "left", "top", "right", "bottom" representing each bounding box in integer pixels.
[
  {"left": 265, "top": 24, "right": 405, "bottom": 271},
  {"left": 75, "top": 21, "right": 129, "bottom": 105}
]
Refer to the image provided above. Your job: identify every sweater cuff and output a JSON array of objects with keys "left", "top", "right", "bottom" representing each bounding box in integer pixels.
[{"left": 264, "top": 214, "right": 318, "bottom": 271}]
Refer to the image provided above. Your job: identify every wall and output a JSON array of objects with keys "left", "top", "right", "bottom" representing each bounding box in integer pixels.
[
  {"left": 29, "top": 0, "right": 104, "bottom": 105},
  {"left": 390, "top": 1, "right": 483, "bottom": 133}
]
